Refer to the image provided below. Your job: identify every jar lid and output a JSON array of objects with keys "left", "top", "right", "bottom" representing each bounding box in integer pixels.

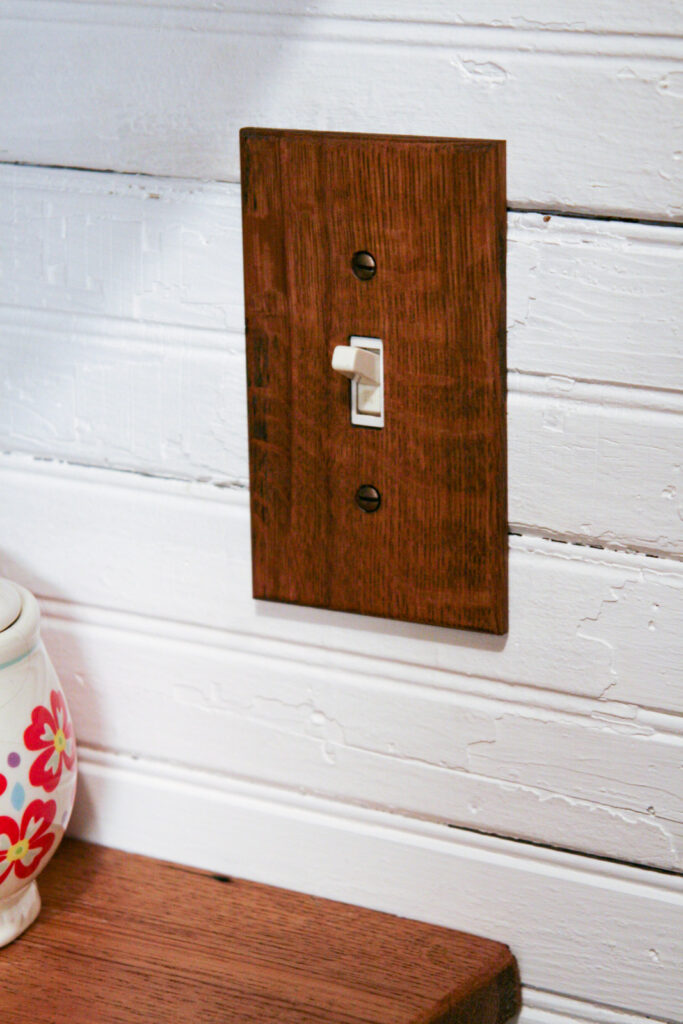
[{"left": 0, "top": 580, "right": 22, "bottom": 633}]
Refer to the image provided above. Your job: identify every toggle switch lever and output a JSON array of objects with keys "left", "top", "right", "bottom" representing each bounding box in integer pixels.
[
  {"left": 332, "top": 337, "right": 384, "bottom": 428},
  {"left": 331, "top": 345, "right": 380, "bottom": 385}
]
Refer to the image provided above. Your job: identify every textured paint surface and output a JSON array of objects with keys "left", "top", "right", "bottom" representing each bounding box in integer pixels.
[
  {"left": 1, "top": 456, "right": 681, "bottom": 872},
  {"left": 1, "top": 5, "right": 683, "bottom": 218},
  {"left": 1, "top": 169, "right": 681, "bottom": 555}
]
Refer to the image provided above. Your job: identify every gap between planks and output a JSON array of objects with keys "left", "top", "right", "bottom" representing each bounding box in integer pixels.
[
  {"left": 3, "top": 158, "right": 683, "bottom": 229},
  {"left": 2, "top": 448, "right": 681, "bottom": 562}
]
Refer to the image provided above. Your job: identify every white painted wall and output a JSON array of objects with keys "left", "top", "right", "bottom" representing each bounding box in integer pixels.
[{"left": 1, "top": 4, "right": 681, "bottom": 1022}]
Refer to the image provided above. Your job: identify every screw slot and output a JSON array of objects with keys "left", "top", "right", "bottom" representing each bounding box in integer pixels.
[
  {"left": 355, "top": 484, "right": 381, "bottom": 513},
  {"left": 351, "top": 251, "right": 376, "bottom": 281}
]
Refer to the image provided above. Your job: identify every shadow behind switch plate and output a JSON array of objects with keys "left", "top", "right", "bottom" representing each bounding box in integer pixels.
[{"left": 240, "top": 128, "right": 507, "bottom": 634}]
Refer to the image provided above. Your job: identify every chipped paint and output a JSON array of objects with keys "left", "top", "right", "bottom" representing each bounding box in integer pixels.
[{"left": 454, "top": 59, "right": 510, "bottom": 86}]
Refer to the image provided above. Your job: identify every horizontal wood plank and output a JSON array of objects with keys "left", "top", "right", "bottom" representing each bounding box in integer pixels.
[
  {"left": 508, "top": 381, "right": 683, "bottom": 555},
  {"left": 1, "top": 168, "right": 682, "bottom": 557},
  {"left": 67, "top": 748, "right": 683, "bottom": 1020},
  {"left": 3, "top": 167, "right": 681, "bottom": 394},
  {"left": 3, "top": 166, "right": 680, "bottom": 389},
  {"left": 27, "top": 0, "right": 683, "bottom": 38},
  {"left": 0, "top": 838, "right": 520, "bottom": 1023},
  {"left": 1, "top": 454, "right": 680, "bottom": 716},
  {"left": 518, "top": 991, "right": 673, "bottom": 1024},
  {"left": 1, "top": 9, "right": 682, "bottom": 218},
  {"left": 3, "top": 320, "right": 681, "bottom": 555},
  {"left": 40, "top": 603, "right": 683, "bottom": 871}
]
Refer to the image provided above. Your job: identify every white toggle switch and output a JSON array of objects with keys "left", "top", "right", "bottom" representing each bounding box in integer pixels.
[
  {"left": 332, "top": 336, "right": 384, "bottom": 428},
  {"left": 331, "top": 346, "right": 380, "bottom": 385}
]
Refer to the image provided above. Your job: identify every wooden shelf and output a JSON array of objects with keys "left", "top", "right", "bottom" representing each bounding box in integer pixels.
[{"left": 0, "top": 839, "right": 520, "bottom": 1022}]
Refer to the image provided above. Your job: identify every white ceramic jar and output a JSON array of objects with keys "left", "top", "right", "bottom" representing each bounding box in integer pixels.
[{"left": 0, "top": 578, "right": 77, "bottom": 946}]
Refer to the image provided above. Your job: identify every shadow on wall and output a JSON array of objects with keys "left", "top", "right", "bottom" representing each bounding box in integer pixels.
[
  {"left": 255, "top": 600, "right": 508, "bottom": 654},
  {"left": 106, "top": 0, "right": 348, "bottom": 180}
]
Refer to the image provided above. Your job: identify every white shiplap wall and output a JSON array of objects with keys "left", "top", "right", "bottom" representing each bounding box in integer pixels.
[{"left": 1, "top": 3, "right": 682, "bottom": 1022}]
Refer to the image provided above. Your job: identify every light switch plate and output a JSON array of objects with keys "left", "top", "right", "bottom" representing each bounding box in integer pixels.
[
  {"left": 241, "top": 128, "right": 507, "bottom": 633},
  {"left": 347, "top": 337, "right": 384, "bottom": 427}
]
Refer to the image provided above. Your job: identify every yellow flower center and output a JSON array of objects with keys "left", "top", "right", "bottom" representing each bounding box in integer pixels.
[
  {"left": 6, "top": 839, "right": 28, "bottom": 863},
  {"left": 54, "top": 728, "right": 66, "bottom": 753}
]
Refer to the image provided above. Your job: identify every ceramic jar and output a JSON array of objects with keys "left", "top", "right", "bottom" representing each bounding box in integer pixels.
[{"left": 0, "top": 579, "right": 77, "bottom": 946}]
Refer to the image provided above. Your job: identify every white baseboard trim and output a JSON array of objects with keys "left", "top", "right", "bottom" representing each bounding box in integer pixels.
[
  {"left": 69, "top": 748, "right": 682, "bottom": 1022},
  {"left": 518, "top": 989, "right": 671, "bottom": 1024}
]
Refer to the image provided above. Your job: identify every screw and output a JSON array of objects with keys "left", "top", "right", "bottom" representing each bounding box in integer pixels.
[
  {"left": 355, "top": 484, "right": 381, "bottom": 513},
  {"left": 351, "top": 251, "right": 376, "bottom": 281}
]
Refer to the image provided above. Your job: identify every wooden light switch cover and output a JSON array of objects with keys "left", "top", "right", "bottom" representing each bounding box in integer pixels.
[{"left": 241, "top": 129, "right": 507, "bottom": 633}]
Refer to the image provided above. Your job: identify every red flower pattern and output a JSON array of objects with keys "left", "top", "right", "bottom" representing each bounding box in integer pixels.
[
  {"left": 24, "top": 690, "right": 76, "bottom": 793},
  {"left": 0, "top": 799, "right": 56, "bottom": 884}
]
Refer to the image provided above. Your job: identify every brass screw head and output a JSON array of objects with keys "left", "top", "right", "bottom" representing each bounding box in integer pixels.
[
  {"left": 355, "top": 484, "right": 381, "bottom": 513},
  {"left": 351, "top": 251, "right": 376, "bottom": 281}
]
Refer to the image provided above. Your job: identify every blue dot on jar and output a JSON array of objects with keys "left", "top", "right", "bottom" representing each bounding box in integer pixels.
[
  {"left": 7, "top": 752, "right": 20, "bottom": 768},
  {"left": 11, "top": 782, "right": 25, "bottom": 811}
]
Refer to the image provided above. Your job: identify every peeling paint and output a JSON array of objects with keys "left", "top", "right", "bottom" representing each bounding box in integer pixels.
[
  {"left": 453, "top": 59, "right": 509, "bottom": 86},
  {"left": 306, "top": 709, "right": 346, "bottom": 765},
  {"left": 576, "top": 576, "right": 633, "bottom": 700},
  {"left": 658, "top": 70, "right": 683, "bottom": 97}
]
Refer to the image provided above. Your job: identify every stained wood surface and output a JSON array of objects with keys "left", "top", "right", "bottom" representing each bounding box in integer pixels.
[
  {"left": 242, "top": 129, "right": 507, "bottom": 633},
  {"left": 0, "top": 839, "right": 520, "bottom": 1023}
]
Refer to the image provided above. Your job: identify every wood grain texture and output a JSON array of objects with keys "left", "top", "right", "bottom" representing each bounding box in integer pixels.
[
  {"left": 242, "top": 129, "right": 507, "bottom": 633},
  {"left": 67, "top": 750, "right": 683, "bottom": 1022},
  {"left": 0, "top": 839, "right": 520, "bottom": 1023}
]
